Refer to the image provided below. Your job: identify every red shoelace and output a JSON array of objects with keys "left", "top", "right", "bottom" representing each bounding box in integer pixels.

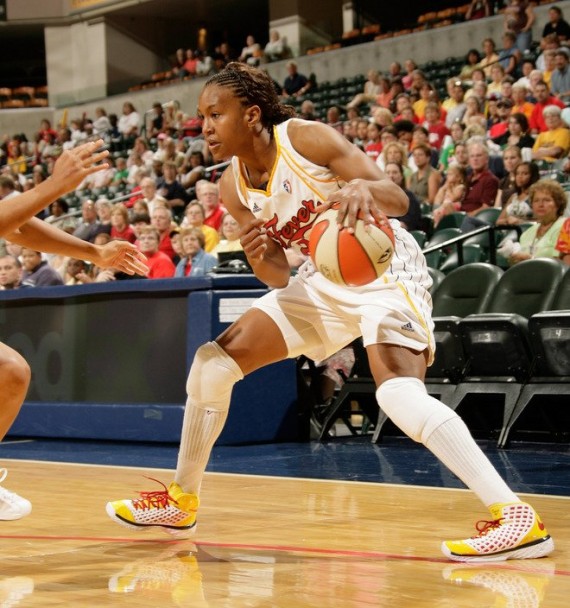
[
  {"left": 132, "top": 477, "right": 179, "bottom": 511},
  {"left": 472, "top": 517, "right": 504, "bottom": 538}
]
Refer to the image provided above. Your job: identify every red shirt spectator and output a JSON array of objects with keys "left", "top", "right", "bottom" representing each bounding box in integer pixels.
[{"left": 529, "top": 81, "right": 565, "bottom": 133}]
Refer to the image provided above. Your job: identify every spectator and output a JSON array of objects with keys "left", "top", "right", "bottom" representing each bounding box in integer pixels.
[
  {"left": 511, "top": 84, "right": 535, "bottom": 120},
  {"left": 438, "top": 120, "right": 466, "bottom": 171},
  {"left": 156, "top": 160, "right": 191, "bottom": 218},
  {"left": 64, "top": 258, "right": 92, "bottom": 285},
  {"left": 377, "top": 141, "right": 410, "bottom": 177},
  {"left": 238, "top": 35, "right": 262, "bottom": 66},
  {"left": 536, "top": 33, "right": 560, "bottom": 72},
  {"left": 195, "top": 49, "right": 214, "bottom": 77},
  {"left": 174, "top": 227, "right": 217, "bottom": 277},
  {"left": 542, "top": 5, "right": 570, "bottom": 41},
  {"left": 148, "top": 102, "right": 165, "bottom": 138},
  {"left": 493, "top": 111, "right": 535, "bottom": 149},
  {"left": 210, "top": 213, "right": 244, "bottom": 258},
  {"left": 93, "top": 107, "right": 111, "bottom": 137},
  {"left": 136, "top": 225, "right": 175, "bottom": 279},
  {"left": 151, "top": 206, "right": 177, "bottom": 260},
  {"left": 531, "top": 105, "right": 570, "bottom": 163},
  {"left": 479, "top": 38, "right": 500, "bottom": 78},
  {"left": 95, "top": 198, "right": 113, "bottom": 228},
  {"left": 496, "top": 145, "right": 522, "bottom": 208},
  {"left": 503, "top": 0, "right": 536, "bottom": 53},
  {"left": 432, "top": 165, "right": 468, "bottom": 227},
  {"left": 462, "top": 96, "right": 487, "bottom": 130},
  {"left": 466, "top": 0, "right": 493, "bottom": 20},
  {"left": 117, "top": 102, "right": 141, "bottom": 149},
  {"left": 44, "top": 199, "right": 78, "bottom": 233},
  {"left": 458, "top": 49, "right": 482, "bottom": 81},
  {"left": 529, "top": 81, "right": 565, "bottom": 134},
  {"left": 550, "top": 48, "right": 570, "bottom": 104},
  {"left": 20, "top": 249, "right": 64, "bottom": 287},
  {"left": 346, "top": 70, "right": 381, "bottom": 109},
  {"left": 195, "top": 180, "right": 225, "bottom": 231},
  {"left": 264, "top": 30, "right": 287, "bottom": 63},
  {"left": 110, "top": 203, "right": 136, "bottom": 243},
  {"left": 445, "top": 81, "right": 467, "bottom": 128},
  {"left": 461, "top": 140, "right": 499, "bottom": 215},
  {"left": 138, "top": 177, "right": 167, "bottom": 216},
  {"left": 299, "top": 99, "right": 318, "bottom": 121},
  {"left": 73, "top": 200, "right": 103, "bottom": 242},
  {"left": 181, "top": 151, "right": 207, "bottom": 190},
  {"left": 384, "top": 162, "right": 422, "bottom": 230},
  {"left": 407, "top": 143, "right": 442, "bottom": 205},
  {"left": 489, "top": 98, "right": 515, "bottom": 140},
  {"left": 498, "top": 31, "right": 521, "bottom": 76},
  {"left": 364, "top": 122, "right": 383, "bottom": 162},
  {"left": 181, "top": 200, "right": 220, "bottom": 252},
  {"left": 170, "top": 48, "right": 186, "bottom": 78},
  {"left": 0, "top": 176, "right": 19, "bottom": 201},
  {"left": 542, "top": 49, "right": 557, "bottom": 91},
  {"left": 496, "top": 160, "right": 539, "bottom": 225},
  {"left": 282, "top": 61, "right": 309, "bottom": 97},
  {"left": 181, "top": 49, "right": 199, "bottom": 77},
  {"left": 505, "top": 179, "right": 567, "bottom": 264},
  {"left": 401, "top": 59, "right": 416, "bottom": 91},
  {"left": 0, "top": 254, "right": 22, "bottom": 290}
]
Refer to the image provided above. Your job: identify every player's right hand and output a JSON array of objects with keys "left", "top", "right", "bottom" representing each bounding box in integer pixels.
[{"left": 239, "top": 217, "right": 269, "bottom": 263}]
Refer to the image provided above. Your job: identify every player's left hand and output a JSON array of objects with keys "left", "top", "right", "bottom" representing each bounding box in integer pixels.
[{"left": 95, "top": 241, "right": 149, "bottom": 276}]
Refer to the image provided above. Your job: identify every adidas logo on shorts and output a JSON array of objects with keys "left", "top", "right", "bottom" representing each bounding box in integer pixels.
[
  {"left": 401, "top": 322, "right": 415, "bottom": 332},
  {"left": 252, "top": 203, "right": 262, "bottom": 213}
]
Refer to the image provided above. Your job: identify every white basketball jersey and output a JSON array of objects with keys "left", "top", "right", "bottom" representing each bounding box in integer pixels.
[{"left": 230, "top": 118, "right": 432, "bottom": 300}]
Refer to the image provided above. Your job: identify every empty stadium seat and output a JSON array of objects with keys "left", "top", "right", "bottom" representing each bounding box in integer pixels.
[
  {"left": 447, "top": 258, "right": 567, "bottom": 444},
  {"left": 499, "top": 267, "right": 570, "bottom": 446}
]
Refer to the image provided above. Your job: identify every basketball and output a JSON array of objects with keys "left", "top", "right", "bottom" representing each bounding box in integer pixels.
[{"left": 309, "top": 208, "right": 395, "bottom": 287}]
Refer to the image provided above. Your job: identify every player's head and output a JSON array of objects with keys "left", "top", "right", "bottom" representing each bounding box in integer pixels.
[{"left": 202, "top": 62, "right": 295, "bottom": 135}]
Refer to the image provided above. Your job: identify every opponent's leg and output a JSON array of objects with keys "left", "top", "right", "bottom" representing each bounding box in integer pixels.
[
  {"left": 0, "top": 343, "right": 32, "bottom": 521},
  {"left": 369, "top": 344, "right": 553, "bottom": 563},
  {"left": 106, "top": 309, "right": 289, "bottom": 534}
]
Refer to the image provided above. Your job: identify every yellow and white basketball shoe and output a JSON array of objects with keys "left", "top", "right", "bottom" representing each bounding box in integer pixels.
[
  {"left": 106, "top": 478, "right": 198, "bottom": 537},
  {"left": 442, "top": 502, "right": 554, "bottom": 562}
]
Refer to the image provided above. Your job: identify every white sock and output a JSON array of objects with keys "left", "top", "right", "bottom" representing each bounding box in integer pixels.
[
  {"left": 174, "top": 342, "right": 243, "bottom": 495},
  {"left": 377, "top": 377, "right": 519, "bottom": 508},
  {"left": 174, "top": 404, "right": 228, "bottom": 495}
]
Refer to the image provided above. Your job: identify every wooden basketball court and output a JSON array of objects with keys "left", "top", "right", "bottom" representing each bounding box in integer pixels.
[{"left": 0, "top": 459, "right": 568, "bottom": 607}]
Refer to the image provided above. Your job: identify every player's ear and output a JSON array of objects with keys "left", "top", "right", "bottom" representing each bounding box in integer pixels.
[{"left": 244, "top": 105, "right": 262, "bottom": 129}]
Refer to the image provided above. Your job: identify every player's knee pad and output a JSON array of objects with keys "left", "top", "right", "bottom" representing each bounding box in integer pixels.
[
  {"left": 376, "top": 377, "right": 458, "bottom": 443},
  {"left": 185, "top": 341, "right": 244, "bottom": 412}
]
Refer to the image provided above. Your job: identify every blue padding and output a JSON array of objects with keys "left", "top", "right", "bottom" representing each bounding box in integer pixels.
[{"left": 10, "top": 402, "right": 185, "bottom": 442}]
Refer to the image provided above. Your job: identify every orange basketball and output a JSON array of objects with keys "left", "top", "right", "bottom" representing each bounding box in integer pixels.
[{"left": 309, "top": 208, "right": 395, "bottom": 287}]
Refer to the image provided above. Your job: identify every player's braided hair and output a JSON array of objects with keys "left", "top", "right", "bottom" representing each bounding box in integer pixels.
[{"left": 205, "top": 62, "right": 296, "bottom": 136}]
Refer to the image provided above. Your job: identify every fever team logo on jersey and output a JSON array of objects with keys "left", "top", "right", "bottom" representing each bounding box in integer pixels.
[{"left": 282, "top": 179, "right": 292, "bottom": 194}]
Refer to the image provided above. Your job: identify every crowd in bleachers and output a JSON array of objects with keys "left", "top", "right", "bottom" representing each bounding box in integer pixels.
[{"left": 1, "top": 1, "right": 570, "bottom": 291}]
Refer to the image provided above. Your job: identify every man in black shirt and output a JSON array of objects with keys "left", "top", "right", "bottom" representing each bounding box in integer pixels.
[{"left": 542, "top": 6, "right": 570, "bottom": 42}]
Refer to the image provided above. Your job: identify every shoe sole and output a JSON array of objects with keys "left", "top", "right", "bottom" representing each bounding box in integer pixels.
[
  {"left": 105, "top": 502, "right": 197, "bottom": 538},
  {"left": 441, "top": 536, "right": 555, "bottom": 563}
]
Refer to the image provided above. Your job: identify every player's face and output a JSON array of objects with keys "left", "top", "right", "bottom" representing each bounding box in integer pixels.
[
  {"left": 199, "top": 85, "right": 252, "bottom": 161},
  {"left": 0, "top": 259, "right": 20, "bottom": 287}
]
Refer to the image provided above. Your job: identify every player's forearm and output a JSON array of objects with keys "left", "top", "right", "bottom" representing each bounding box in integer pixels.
[
  {"left": 248, "top": 244, "right": 291, "bottom": 289},
  {"left": 0, "top": 178, "right": 69, "bottom": 238},
  {"left": 369, "top": 178, "right": 409, "bottom": 216},
  {"left": 7, "top": 217, "right": 99, "bottom": 262}
]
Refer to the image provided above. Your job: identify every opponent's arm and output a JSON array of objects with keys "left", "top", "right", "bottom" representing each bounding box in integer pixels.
[
  {"left": 288, "top": 120, "right": 408, "bottom": 230},
  {"left": 219, "top": 168, "right": 290, "bottom": 289},
  {"left": 0, "top": 140, "right": 109, "bottom": 238},
  {"left": 7, "top": 218, "right": 148, "bottom": 276}
]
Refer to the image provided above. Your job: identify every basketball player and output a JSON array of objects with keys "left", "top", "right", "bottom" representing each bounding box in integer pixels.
[
  {"left": 107, "top": 64, "right": 553, "bottom": 563},
  {"left": 0, "top": 140, "right": 148, "bottom": 520}
]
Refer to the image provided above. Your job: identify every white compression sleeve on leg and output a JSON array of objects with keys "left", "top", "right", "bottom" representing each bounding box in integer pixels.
[
  {"left": 376, "top": 377, "right": 519, "bottom": 507},
  {"left": 175, "top": 341, "right": 244, "bottom": 494}
]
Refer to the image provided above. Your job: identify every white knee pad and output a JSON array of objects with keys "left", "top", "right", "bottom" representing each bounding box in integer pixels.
[
  {"left": 185, "top": 341, "right": 244, "bottom": 412},
  {"left": 376, "top": 377, "right": 458, "bottom": 443}
]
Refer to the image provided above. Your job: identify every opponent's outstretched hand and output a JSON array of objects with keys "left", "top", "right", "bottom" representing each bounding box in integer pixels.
[
  {"left": 95, "top": 241, "right": 149, "bottom": 276},
  {"left": 50, "top": 139, "right": 110, "bottom": 195}
]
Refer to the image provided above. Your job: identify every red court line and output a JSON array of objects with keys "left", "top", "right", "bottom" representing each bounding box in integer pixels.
[{"left": 0, "top": 533, "right": 566, "bottom": 576}]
